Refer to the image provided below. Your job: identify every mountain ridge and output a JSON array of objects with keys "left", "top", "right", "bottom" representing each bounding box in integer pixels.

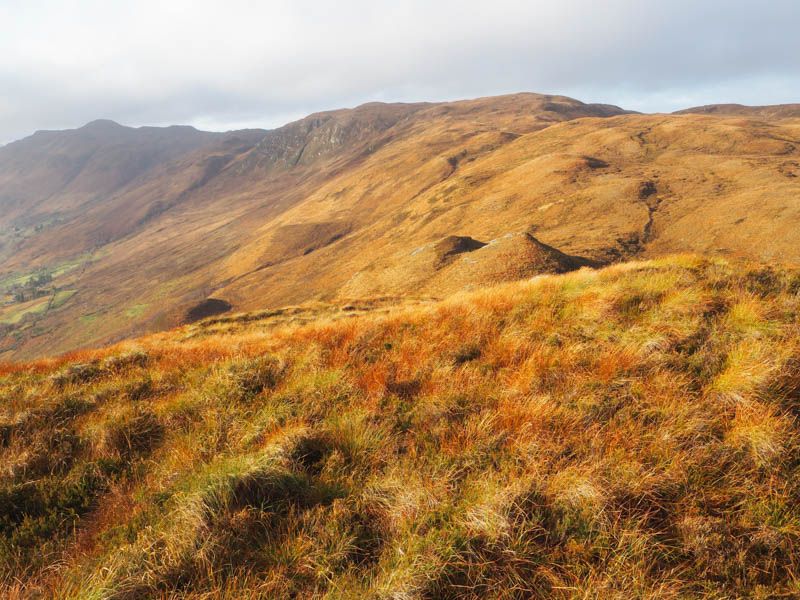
[{"left": 0, "top": 92, "right": 799, "bottom": 360}]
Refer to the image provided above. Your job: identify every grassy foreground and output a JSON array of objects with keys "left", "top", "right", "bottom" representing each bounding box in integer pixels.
[{"left": 2, "top": 255, "right": 800, "bottom": 599}]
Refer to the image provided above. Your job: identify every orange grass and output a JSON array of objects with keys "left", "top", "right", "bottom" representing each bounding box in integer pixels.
[{"left": 1, "top": 255, "right": 800, "bottom": 598}]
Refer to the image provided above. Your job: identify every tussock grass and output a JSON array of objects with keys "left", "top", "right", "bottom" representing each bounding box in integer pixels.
[{"left": 2, "top": 255, "right": 800, "bottom": 598}]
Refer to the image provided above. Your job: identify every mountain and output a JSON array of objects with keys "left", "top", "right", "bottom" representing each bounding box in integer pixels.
[
  {"left": 0, "top": 120, "right": 223, "bottom": 233},
  {"left": 1, "top": 93, "right": 799, "bottom": 360},
  {"left": 2, "top": 255, "right": 800, "bottom": 597},
  {"left": 675, "top": 103, "right": 800, "bottom": 119}
]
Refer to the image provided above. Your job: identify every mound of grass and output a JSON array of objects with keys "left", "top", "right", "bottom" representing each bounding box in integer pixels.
[{"left": 2, "top": 255, "right": 800, "bottom": 598}]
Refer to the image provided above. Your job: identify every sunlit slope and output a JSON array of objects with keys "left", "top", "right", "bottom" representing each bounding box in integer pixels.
[
  {"left": 1, "top": 93, "right": 799, "bottom": 360},
  {"left": 217, "top": 110, "right": 800, "bottom": 306},
  {"left": 3, "top": 255, "right": 800, "bottom": 598},
  {"left": 0, "top": 94, "right": 632, "bottom": 359},
  {"left": 675, "top": 102, "right": 800, "bottom": 119}
]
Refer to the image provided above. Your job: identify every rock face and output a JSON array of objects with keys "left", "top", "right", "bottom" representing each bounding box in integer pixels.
[{"left": 244, "top": 103, "right": 428, "bottom": 170}]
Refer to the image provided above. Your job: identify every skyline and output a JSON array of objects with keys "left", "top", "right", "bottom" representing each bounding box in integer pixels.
[{"left": 2, "top": 0, "right": 799, "bottom": 144}]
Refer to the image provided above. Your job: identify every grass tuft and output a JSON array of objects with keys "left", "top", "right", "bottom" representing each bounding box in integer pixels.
[{"left": 2, "top": 255, "right": 800, "bottom": 597}]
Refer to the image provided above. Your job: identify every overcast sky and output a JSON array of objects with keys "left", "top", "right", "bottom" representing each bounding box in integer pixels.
[{"left": 1, "top": 0, "right": 799, "bottom": 144}]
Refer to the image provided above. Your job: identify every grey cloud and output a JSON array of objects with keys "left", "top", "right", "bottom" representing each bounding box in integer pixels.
[{"left": 1, "top": 0, "right": 798, "bottom": 144}]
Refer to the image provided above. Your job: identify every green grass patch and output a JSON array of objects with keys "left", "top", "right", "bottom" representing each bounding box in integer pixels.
[
  {"left": 0, "top": 246, "right": 107, "bottom": 292},
  {"left": 51, "top": 289, "right": 78, "bottom": 310},
  {"left": 124, "top": 304, "right": 149, "bottom": 319},
  {"left": 0, "top": 297, "right": 50, "bottom": 324}
]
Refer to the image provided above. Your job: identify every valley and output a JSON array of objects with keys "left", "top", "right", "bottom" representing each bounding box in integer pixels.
[{"left": 0, "top": 93, "right": 798, "bottom": 362}]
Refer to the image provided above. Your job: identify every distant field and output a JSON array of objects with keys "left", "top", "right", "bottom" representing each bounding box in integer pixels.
[
  {"left": 50, "top": 289, "right": 77, "bottom": 309},
  {"left": 0, "top": 296, "right": 49, "bottom": 324},
  {"left": 124, "top": 303, "right": 148, "bottom": 318}
]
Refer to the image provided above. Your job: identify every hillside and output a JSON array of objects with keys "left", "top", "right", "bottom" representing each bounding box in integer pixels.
[
  {"left": 2, "top": 255, "right": 800, "bottom": 598},
  {"left": 1, "top": 93, "right": 800, "bottom": 360},
  {"left": 0, "top": 120, "right": 225, "bottom": 238},
  {"left": 675, "top": 103, "right": 800, "bottom": 119}
]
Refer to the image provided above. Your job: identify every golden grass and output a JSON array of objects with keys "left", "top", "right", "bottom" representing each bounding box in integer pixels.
[{"left": 2, "top": 255, "right": 800, "bottom": 598}]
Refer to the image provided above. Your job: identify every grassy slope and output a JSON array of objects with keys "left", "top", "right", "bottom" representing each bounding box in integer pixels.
[
  {"left": 4, "top": 96, "right": 800, "bottom": 363},
  {"left": 2, "top": 255, "right": 800, "bottom": 598}
]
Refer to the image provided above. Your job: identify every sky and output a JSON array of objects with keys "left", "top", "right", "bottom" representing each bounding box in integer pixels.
[{"left": 1, "top": 0, "right": 799, "bottom": 144}]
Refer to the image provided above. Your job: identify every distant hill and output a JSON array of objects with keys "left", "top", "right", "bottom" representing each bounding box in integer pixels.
[
  {"left": 675, "top": 103, "right": 800, "bottom": 119},
  {"left": 0, "top": 93, "right": 799, "bottom": 360},
  {"left": 0, "top": 120, "right": 224, "bottom": 231}
]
